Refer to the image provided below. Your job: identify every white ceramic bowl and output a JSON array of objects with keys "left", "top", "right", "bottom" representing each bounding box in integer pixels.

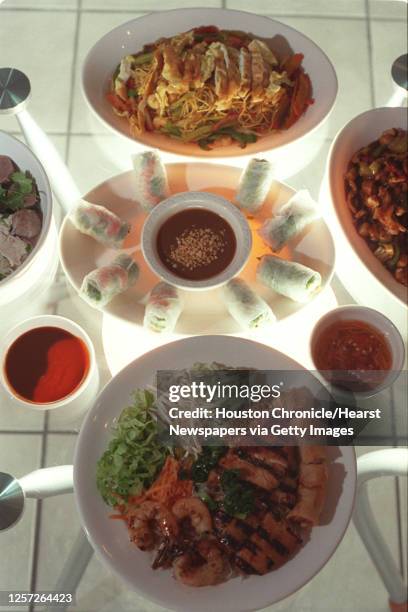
[
  {"left": 74, "top": 335, "right": 356, "bottom": 612},
  {"left": 0, "top": 315, "right": 99, "bottom": 419},
  {"left": 0, "top": 131, "right": 54, "bottom": 306},
  {"left": 141, "top": 191, "right": 252, "bottom": 290},
  {"left": 324, "top": 108, "right": 408, "bottom": 314},
  {"left": 310, "top": 305, "right": 406, "bottom": 398},
  {"left": 82, "top": 8, "right": 337, "bottom": 162}
]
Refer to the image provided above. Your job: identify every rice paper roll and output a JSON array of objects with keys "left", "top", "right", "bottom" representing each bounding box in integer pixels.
[
  {"left": 221, "top": 278, "right": 275, "bottom": 329},
  {"left": 257, "top": 254, "right": 321, "bottom": 303},
  {"left": 70, "top": 200, "right": 130, "bottom": 249},
  {"left": 143, "top": 282, "right": 182, "bottom": 333},
  {"left": 235, "top": 158, "right": 275, "bottom": 214},
  {"left": 132, "top": 151, "right": 169, "bottom": 212},
  {"left": 80, "top": 253, "right": 139, "bottom": 308},
  {"left": 258, "top": 189, "right": 320, "bottom": 252}
]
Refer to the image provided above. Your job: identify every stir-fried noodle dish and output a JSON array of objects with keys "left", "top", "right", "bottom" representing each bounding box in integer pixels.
[{"left": 107, "top": 26, "right": 313, "bottom": 150}]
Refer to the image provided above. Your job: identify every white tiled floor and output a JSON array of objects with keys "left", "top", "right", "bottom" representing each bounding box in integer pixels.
[{"left": 0, "top": 1, "right": 407, "bottom": 611}]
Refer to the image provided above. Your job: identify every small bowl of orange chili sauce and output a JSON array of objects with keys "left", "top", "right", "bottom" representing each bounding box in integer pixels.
[
  {"left": 310, "top": 306, "right": 405, "bottom": 397},
  {"left": 0, "top": 315, "right": 99, "bottom": 416}
]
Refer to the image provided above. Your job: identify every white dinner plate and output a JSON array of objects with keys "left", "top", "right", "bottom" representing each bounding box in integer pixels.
[
  {"left": 59, "top": 162, "right": 335, "bottom": 336},
  {"left": 82, "top": 8, "right": 337, "bottom": 160},
  {"left": 74, "top": 335, "right": 356, "bottom": 612}
]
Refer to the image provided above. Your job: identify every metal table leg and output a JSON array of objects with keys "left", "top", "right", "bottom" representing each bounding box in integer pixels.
[{"left": 353, "top": 449, "right": 408, "bottom": 612}]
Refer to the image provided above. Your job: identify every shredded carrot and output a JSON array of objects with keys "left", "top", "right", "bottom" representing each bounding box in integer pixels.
[
  {"left": 111, "top": 456, "right": 193, "bottom": 523},
  {"left": 109, "top": 514, "right": 127, "bottom": 520}
]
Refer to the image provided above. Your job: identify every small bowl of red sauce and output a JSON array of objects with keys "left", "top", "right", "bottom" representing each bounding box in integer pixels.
[
  {"left": 311, "top": 305, "right": 405, "bottom": 397},
  {"left": 0, "top": 315, "right": 99, "bottom": 415},
  {"left": 141, "top": 191, "right": 252, "bottom": 290}
]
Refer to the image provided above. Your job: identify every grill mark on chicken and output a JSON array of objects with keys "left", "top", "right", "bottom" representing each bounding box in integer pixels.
[
  {"left": 236, "top": 447, "right": 288, "bottom": 478},
  {"left": 213, "top": 507, "right": 300, "bottom": 575},
  {"left": 235, "top": 557, "right": 261, "bottom": 575}
]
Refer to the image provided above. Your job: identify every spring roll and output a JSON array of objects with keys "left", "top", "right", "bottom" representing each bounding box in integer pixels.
[
  {"left": 80, "top": 253, "right": 139, "bottom": 308},
  {"left": 70, "top": 200, "right": 130, "bottom": 249},
  {"left": 132, "top": 151, "right": 169, "bottom": 212},
  {"left": 257, "top": 254, "right": 321, "bottom": 303},
  {"left": 221, "top": 278, "right": 275, "bottom": 329},
  {"left": 235, "top": 158, "right": 275, "bottom": 214},
  {"left": 258, "top": 189, "right": 320, "bottom": 252},
  {"left": 287, "top": 484, "right": 326, "bottom": 527},
  {"left": 143, "top": 282, "right": 182, "bottom": 333}
]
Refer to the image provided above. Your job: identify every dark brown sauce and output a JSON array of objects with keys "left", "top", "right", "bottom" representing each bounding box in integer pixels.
[
  {"left": 5, "top": 326, "right": 90, "bottom": 404},
  {"left": 156, "top": 208, "right": 237, "bottom": 281}
]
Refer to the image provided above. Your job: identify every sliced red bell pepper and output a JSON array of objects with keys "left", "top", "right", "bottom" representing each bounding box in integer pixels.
[
  {"left": 282, "top": 53, "right": 304, "bottom": 78},
  {"left": 271, "top": 92, "right": 290, "bottom": 129},
  {"left": 106, "top": 92, "right": 129, "bottom": 113},
  {"left": 193, "top": 25, "right": 220, "bottom": 35},
  {"left": 284, "top": 72, "right": 313, "bottom": 128},
  {"left": 292, "top": 72, "right": 312, "bottom": 117},
  {"left": 226, "top": 34, "right": 246, "bottom": 49}
]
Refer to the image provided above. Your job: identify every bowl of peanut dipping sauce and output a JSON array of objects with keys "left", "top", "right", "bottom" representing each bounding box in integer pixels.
[{"left": 142, "top": 191, "right": 252, "bottom": 290}]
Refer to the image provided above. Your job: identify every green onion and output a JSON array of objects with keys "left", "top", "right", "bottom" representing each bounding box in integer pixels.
[{"left": 132, "top": 51, "right": 154, "bottom": 65}]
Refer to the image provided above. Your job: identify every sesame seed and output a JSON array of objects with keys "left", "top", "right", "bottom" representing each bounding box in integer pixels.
[{"left": 168, "top": 227, "right": 226, "bottom": 270}]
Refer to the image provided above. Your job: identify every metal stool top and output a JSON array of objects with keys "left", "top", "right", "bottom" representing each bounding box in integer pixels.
[
  {"left": 0, "top": 67, "right": 31, "bottom": 116},
  {"left": 0, "top": 472, "right": 25, "bottom": 531}
]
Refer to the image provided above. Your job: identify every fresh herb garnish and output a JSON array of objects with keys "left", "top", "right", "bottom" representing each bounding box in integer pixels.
[
  {"left": 0, "top": 171, "right": 35, "bottom": 212},
  {"left": 190, "top": 446, "right": 227, "bottom": 483},
  {"left": 220, "top": 468, "right": 255, "bottom": 518},
  {"left": 96, "top": 390, "right": 168, "bottom": 506},
  {"left": 197, "top": 489, "right": 218, "bottom": 512}
]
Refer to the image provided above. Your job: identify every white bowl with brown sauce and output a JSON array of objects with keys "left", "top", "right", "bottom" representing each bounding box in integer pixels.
[{"left": 141, "top": 191, "right": 252, "bottom": 290}]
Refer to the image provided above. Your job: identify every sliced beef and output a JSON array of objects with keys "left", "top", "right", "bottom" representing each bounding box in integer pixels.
[
  {"left": 12, "top": 209, "right": 41, "bottom": 239},
  {"left": 0, "top": 225, "right": 28, "bottom": 268},
  {"left": 0, "top": 156, "right": 15, "bottom": 183}
]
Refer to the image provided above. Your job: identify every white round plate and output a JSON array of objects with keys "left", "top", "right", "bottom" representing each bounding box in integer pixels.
[
  {"left": 327, "top": 107, "right": 407, "bottom": 307},
  {"left": 59, "top": 162, "right": 335, "bottom": 336},
  {"left": 82, "top": 8, "right": 337, "bottom": 159},
  {"left": 74, "top": 335, "right": 356, "bottom": 612}
]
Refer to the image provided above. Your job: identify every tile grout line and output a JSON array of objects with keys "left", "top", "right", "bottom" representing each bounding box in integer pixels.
[
  {"left": 0, "top": 6, "right": 404, "bottom": 22},
  {"left": 28, "top": 411, "right": 49, "bottom": 612},
  {"left": 64, "top": 0, "right": 82, "bottom": 164},
  {"left": 364, "top": 0, "right": 376, "bottom": 109}
]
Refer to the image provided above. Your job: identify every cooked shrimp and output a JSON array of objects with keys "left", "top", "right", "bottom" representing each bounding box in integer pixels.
[
  {"left": 127, "top": 501, "right": 178, "bottom": 551},
  {"left": 172, "top": 497, "right": 212, "bottom": 535},
  {"left": 173, "top": 539, "right": 230, "bottom": 587}
]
